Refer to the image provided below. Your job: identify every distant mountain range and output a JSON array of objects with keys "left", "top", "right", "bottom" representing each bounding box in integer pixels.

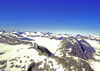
[
  {"left": 0, "top": 30, "right": 100, "bottom": 71},
  {"left": 0, "top": 30, "right": 100, "bottom": 41}
]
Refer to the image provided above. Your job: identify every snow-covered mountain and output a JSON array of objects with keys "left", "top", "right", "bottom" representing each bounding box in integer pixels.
[{"left": 0, "top": 30, "right": 100, "bottom": 71}]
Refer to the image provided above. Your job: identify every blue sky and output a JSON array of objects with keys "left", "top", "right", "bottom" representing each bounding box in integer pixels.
[{"left": 0, "top": 0, "right": 100, "bottom": 35}]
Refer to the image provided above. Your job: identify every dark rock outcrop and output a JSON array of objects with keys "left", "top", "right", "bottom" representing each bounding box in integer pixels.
[
  {"left": 75, "top": 34, "right": 88, "bottom": 39},
  {"left": 28, "top": 55, "right": 94, "bottom": 71},
  {"left": 0, "top": 30, "right": 6, "bottom": 34},
  {"left": 0, "top": 34, "right": 33, "bottom": 46},
  {"left": 0, "top": 60, "right": 7, "bottom": 70},
  {"left": 28, "top": 42, "right": 94, "bottom": 71},
  {"left": 58, "top": 38, "right": 95, "bottom": 60},
  {"left": 27, "top": 62, "right": 35, "bottom": 71},
  {"left": 34, "top": 43, "right": 52, "bottom": 56},
  {"left": 55, "top": 36, "right": 63, "bottom": 40},
  {"left": 0, "top": 53, "right": 4, "bottom": 55}
]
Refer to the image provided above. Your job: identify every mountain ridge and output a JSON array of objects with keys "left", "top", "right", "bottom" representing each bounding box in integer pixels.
[{"left": 0, "top": 30, "right": 100, "bottom": 71}]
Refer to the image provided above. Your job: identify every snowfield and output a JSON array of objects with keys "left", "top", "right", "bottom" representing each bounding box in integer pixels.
[
  {"left": 85, "top": 39, "right": 100, "bottom": 48},
  {"left": 0, "top": 43, "right": 39, "bottom": 71},
  {"left": 28, "top": 36, "right": 61, "bottom": 54},
  {"left": 0, "top": 30, "right": 100, "bottom": 71}
]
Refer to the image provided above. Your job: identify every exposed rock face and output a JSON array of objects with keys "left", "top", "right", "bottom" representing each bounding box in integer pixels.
[
  {"left": 0, "top": 34, "right": 33, "bottom": 46},
  {"left": 55, "top": 36, "right": 63, "bottom": 40},
  {"left": 0, "top": 30, "right": 6, "bottom": 34},
  {"left": 12, "top": 33, "right": 23, "bottom": 37},
  {"left": 56, "top": 38, "right": 95, "bottom": 60},
  {"left": 33, "top": 43, "right": 52, "bottom": 56},
  {"left": 0, "top": 53, "right": 4, "bottom": 55},
  {"left": 27, "top": 38, "right": 95, "bottom": 71},
  {"left": 0, "top": 60, "right": 7, "bottom": 70},
  {"left": 0, "top": 31, "right": 96, "bottom": 71},
  {"left": 27, "top": 62, "right": 35, "bottom": 71},
  {"left": 75, "top": 34, "right": 88, "bottom": 39},
  {"left": 79, "top": 39, "right": 95, "bottom": 59},
  {"left": 28, "top": 50, "right": 94, "bottom": 71},
  {"left": 37, "top": 46, "right": 51, "bottom": 56}
]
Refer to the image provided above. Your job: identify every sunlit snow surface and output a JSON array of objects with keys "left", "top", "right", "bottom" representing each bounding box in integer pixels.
[
  {"left": 0, "top": 31, "right": 100, "bottom": 71},
  {"left": 0, "top": 43, "right": 39, "bottom": 71},
  {"left": 0, "top": 33, "right": 62, "bottom": 71},
  {"left": 28, "top": 36, "right": 61, "bottom": 54}
]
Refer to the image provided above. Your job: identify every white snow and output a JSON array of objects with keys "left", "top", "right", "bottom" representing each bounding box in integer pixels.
[
  {"left": 11, "top": 31, "right": 18, "bottom": 34},
  {"left": 85, "top": 39, "right": 100, "bottom": 49},
  {"left": 67, "top": 48, "right": 72, "bottom": 52},
  {"left": 1, "top": 31, "right": 100, "bottom": 71},
  {"left": 0, "top": 32, "right": 2, "bottom": 34},
  {"left": 62, "top": 34, "right": 69, "bottom": 38},
  {"left": 94, "top": 56, "right": 100, "bottom": 60},
  {"left": 73, "top": 57, "right": 78, "bottom": 62},
  {"left": 0, "top": 43, "right": 39, "bottom": 71},
  {"left": 77, "top": 38, "right": 82, "bottom": 41},
  {"left": 90, "top": 62, "right": 100, "bottom": 71},
  {"left": 55, "top": 50, "right": 63, "bottom": 58},
  {"left": 25, "top": 32, "right": 30, "bottom": 35},
  {"left": 71, "top": 66, "right": 73, "bottom": 69},
  {"left": 37, "top": 32, "right": 43, "bottom": 35},
  {"left": 28, "top": 37, "right": 61, "bottom": 54},
  {"left": 37, "top": 55, "right": 66, "bottom": 71},
  {"left": 21, "top": 34, "right": 27, "bottom": 37},
  {"left": 48, "top": 58, "right": 65, "bottom": 71}
]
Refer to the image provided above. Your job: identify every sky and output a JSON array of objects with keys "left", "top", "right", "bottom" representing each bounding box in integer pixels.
[{"left": 0, "top": 0, "right": 100, "bottom": 35}]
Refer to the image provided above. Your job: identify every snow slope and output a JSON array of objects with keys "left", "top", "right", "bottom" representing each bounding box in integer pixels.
[
  {"left": 28, "top": 36, "right": 61, "bottom": 54},
  {"left": 0, "top": 30, "right": 100, "bottom": 71},
  {"left": 85, "top": 39, "right": 100, "bottom": 71},
  {"left": 0, "top": 43, "right": 39, "bottom": 71}
]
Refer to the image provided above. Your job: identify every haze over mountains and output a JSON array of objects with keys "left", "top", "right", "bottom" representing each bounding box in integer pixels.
[{"left": 0, "top": 30, "right": 100, "bottom": 71}]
